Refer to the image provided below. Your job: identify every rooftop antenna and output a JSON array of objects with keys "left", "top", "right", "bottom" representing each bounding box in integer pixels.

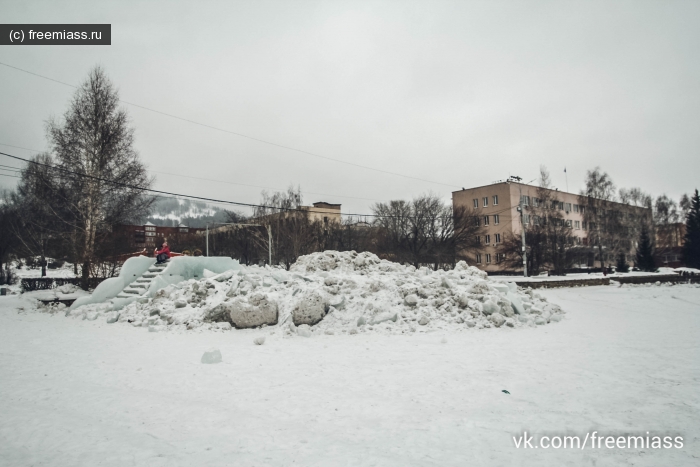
[{"left": 564, "top": 167, "right": 569, "bottom": 192}]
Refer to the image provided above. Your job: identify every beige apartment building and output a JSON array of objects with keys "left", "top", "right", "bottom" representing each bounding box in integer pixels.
[
  {"left": 250, "top": 201, "right": 342, "bottom": 227},
  {"left": 452, "top": 180, "right": 650, "bottom": 273},
  {"left": 302, "top": 202, "right": 342, "bottom": 225}
]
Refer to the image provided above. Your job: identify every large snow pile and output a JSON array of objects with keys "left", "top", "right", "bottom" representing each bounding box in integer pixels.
[{"left": 67, "top": 251, "right": 565, "bottom": 334}]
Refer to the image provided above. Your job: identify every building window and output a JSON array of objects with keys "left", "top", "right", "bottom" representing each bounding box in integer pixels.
[
  {"left": 582, "top": 221, "right": 588, "bottom": 230},
  {"left": 493, "top": 214, "right": 499, "bottom": 225},
  {"left": 485, "top": 254, "right": 491, "bottom": 264},
  {"left": 565, "top": 220, "right": 572, "bottom": 228},
  {"left": 496, "top": 253, "right": 505, "bottom": 263},
  {"left": 532, "top": 198, "right": 540, "bottom": 208},
  {"left": 473, "top": 199, "right": 479, "bottom": 208},
  {"left": 483, "top": 197, "right": 488, "bottom": 207},
  {"left": 573, "top": 204, "right": 579, "bottom": 213},
  {"left": 145, "top": 231, "right": 156, "bottom": 237},
  {"left": 579, "top": 206, "right": 585, "bottom": 215},
  {"left": 521, "top": 195, "right": 530, "bottom": 206},
  {"left": 476, "top": 236, "right": 481, "bottom": 244},
  {"left": 495, "top": 233, "right": 501, "bottom": 243},
  {"left": 574, "top": 220, "right": 580, "bottom": 229},
  {"left": 179, "top": 228, "right": 188, "bottom": 233},
  {"left": 565, "top": 203, "right": 572, "bottom": 212},
  {"left": 475, "top": 217, "right": 480, "bottom": 227},
  {"left": 493, "top": 195, "right": 498, "bottom": 205},
  {"left": 145, "top": 226, "right": 156, "bottom": 231},
  {"left": 485, "top": 234, "right": 491, "bottom": 244},
  {"left": 476, "top": 254, "right": 482, "bottom": 264},
  {"left": 523, "top": 214, "right": 530, "bottom": 224},
  {"left": 484, "top": 215, "right": 489, "bottom": 225}
]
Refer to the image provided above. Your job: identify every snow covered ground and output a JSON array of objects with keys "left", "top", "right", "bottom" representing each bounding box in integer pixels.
[{"left": 1, "top": 281, "right": 698, "bottom": 466}]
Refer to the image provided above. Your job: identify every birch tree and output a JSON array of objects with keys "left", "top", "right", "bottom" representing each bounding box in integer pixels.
[{"left": 47, "top": 66, "right": 153, "bottom": 287}]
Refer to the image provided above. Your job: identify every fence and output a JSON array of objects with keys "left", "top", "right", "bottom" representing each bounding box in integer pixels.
[
  {"left": 21, "top": 277, "right": 107, "bottom": 292},
  {"left": 514, "top": 274, "right": 700, "bottom": 289}
]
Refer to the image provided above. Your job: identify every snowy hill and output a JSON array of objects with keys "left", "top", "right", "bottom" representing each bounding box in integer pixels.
[{"left": 145, "top": 197, "right": 229, "bottom": 227}]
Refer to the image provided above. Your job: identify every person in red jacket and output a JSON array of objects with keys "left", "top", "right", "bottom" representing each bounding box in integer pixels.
[{"left": 154, "top": 241, "right": 171, "bottom": 264}]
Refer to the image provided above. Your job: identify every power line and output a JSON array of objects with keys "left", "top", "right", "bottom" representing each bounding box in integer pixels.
[
  {"left": 0, "top": 61, "right": 460, "bottom": 189},
  {"left": 0, "top": 142, "right": 384, "bottom": 203},
  {"left": 1, "top": 150, "right": 520, "bottom": 220},
  {"left": 1, "top": 150, "right": 456, "bottom": 220},
  {"left": 0, "top": 152, "right": 486, "bottom": 223}
]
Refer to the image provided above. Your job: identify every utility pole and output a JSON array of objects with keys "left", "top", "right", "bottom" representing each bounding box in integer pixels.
[{"left": 518, "top": 198, "right": 528, "bottom": 277}]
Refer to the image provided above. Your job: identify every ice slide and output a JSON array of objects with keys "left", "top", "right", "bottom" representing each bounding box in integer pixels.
[{"left": 70, "top": 256, "right": 242, "bottom": 310}]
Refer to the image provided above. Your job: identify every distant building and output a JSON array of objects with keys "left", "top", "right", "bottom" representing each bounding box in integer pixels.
[
  {"left": 114, "top": 222, "right": 205, "bottom": 250},
  {"left": 252, "top": 201, "right": 342, "bottom": 229},
  {"left": 302, "top": 202, "right": 342, "bottom": 226},
  {"left": 452, "top": 180, "right": 651, "bottom": 273}
]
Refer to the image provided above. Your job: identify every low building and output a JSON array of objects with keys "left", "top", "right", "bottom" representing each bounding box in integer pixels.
[
  {"left": 114, "top": 222, "right": 205, "bottom": 251},
  {"left": 251, "top": 201, "right": 342, "bottom": 229},
  {"left": 302, "top": 202, "right": 342, "bottom": 226}
]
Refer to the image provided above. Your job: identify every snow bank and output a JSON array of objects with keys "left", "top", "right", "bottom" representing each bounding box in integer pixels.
[{"left": 69, "top": 250, "right": 565, "bottom": 334}]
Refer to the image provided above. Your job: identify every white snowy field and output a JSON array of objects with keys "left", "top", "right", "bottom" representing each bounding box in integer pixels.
[{"left": 1, "top": 284, "right": 699, "bottom": 466}]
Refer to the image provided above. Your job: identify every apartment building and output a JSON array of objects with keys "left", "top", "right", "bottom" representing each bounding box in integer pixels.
[
  {"left": 302, "top": 202, "right": 342, "bottom": 226},
  {"left": 452, "top": 179, "right": 650, "bottom": 273}
]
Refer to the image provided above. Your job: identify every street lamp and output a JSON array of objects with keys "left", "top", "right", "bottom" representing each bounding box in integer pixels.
[{"left": 510, "top": 177, "right": 536, "bottom": 278}]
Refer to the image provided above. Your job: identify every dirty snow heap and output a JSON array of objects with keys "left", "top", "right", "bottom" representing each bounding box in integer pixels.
[{"left": 68, "top": 251, "right": 565, "bottom": 334}]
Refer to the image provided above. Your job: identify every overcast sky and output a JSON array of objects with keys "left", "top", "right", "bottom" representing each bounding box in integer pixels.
[{"left": 1, "top": 0, "right": 698, "bottom": 216}]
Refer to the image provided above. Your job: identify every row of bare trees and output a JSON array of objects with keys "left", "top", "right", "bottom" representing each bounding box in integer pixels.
[{"left": 200, "top": 188, "right": 486, "bottom": 270}]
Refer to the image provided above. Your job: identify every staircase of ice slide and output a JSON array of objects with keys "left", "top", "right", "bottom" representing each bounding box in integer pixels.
[{"left": 114, "top": 261, "right": 168, "bottom": 299}]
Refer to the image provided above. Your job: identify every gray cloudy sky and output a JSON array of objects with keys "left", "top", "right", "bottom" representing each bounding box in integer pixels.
[{"left": 1, "top": 0, "right": 698, "bottom": 216}]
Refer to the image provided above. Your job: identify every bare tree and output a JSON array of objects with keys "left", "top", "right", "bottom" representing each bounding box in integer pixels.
[
  {"left": 9, "top": 153, "right": 69, "bottom": 277},
  {"left": 253, "top": 186, "right": 318, "bottom": 269},
  {"left": 372, "top": 194, "right": 483, "bottom": 269},
  {"left": 654, "top": 195, "right": 680, "bottom": 225},
  {"left": 46, "top": 66, "right": 153, "bottom": 287},
  {"left": 0, "top": 196, "right": 20, "bottom": 282},
  {"left": 619, "top": 187, "right": 652, "bottom": 209},
  {"left": 680, "top": 193, "right": 692, "bottom": 220},
  {"left": 579, "top": 167, "right": 617, "bottom": 268}
]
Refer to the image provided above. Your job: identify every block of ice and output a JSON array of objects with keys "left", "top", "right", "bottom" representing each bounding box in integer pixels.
[
  {"left": 506, "top": 291, "right": 525, "bottom": 315},
  {"left": 201, "top": 348, "right": 222, "bottom": 364},
  {"left": 292, "top": 291, "right": 326, "bottom": 326},
  {"left": 489, "top": 312, "right": 505, "bottom": 327},
  {"left": 146, "top": 257, "right": 241, "bottom": 297}
]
